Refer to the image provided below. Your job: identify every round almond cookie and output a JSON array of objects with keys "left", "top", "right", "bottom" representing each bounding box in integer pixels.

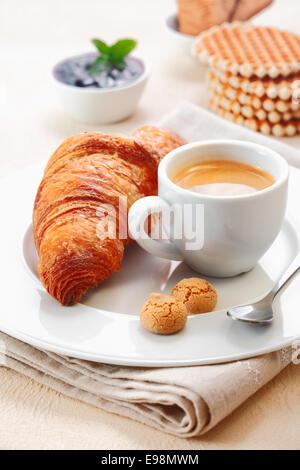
[
  {"left": 210, "top": 102, "right": 300, "bottom": 137},
  {"left": 212, "top": 68, "right": 300, "bottom": 100},
  {"left": 140, "top": 293, "right": 187, "bottom": 335},
  {"left": 171, "top": 278, "right": 217, "bottom": 315},
  {"left": 193, "top": 22, "right": 300, "bottom": 78}
]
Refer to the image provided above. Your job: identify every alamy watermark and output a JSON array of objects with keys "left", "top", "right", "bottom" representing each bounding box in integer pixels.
[{"left": 96, "top": 197, "right": 205, "bottom": 251}]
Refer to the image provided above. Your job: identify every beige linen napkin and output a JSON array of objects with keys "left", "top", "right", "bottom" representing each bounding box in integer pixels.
[
  {"left": 0, "top": 333, "right": 292, "bottom": 437},
  {"left": 1, "top": 101, "right": 299, "bottom": 438}
]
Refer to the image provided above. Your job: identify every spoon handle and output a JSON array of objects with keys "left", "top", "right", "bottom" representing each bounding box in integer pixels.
[{"left": 272, "top": 251, "right": 300, "bottom": 298}]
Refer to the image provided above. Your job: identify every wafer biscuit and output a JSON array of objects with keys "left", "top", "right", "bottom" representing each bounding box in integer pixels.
[
  {"left": 209, "top": 100, "right": 300, "bottom": 136},
  {"left": 193, "top": 22, "right": 300, "bottom": 78},
  {"left": 208, "top": 87, "right": 300, "bottom": 123},
  {"left": 209, "top": 72, "right": 300, "bottom": 112},
  {"left": 213, "top": 69, "right": 300, "bottom": 100}
]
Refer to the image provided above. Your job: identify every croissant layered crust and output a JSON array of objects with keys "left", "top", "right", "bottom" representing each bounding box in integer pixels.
[
  {"left": 133, "top": 126, "right": 187, "bottom": 160},
  {"left": 33, "top": 128, "right": 186, "bottom": 305}
]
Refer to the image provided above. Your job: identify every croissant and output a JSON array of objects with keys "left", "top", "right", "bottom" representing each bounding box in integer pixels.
[
  {"left": 133, "top": 126, "right": 186, "bottom": 159},
  {"left": 33, "top": 127, "right": 186, "bottom": 305}
]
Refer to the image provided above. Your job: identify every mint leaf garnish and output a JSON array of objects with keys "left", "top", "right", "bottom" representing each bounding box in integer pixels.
[
  {"left": 91, "top": 39, "right": 110, "bottom": 56},
  {"left": 89, "top": 38, "right": 137, "bottom": 75},
  {"left": 109, "top": 39, "right": 137, "bottom": 60},
  {"left": 88, "top": 56, "right": 110, "bottom": 75}
]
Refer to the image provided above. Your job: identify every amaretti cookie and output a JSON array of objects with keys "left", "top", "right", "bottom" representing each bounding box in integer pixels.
[
  {"left": 140, "top": 293, "right": 187, "bottom": 335},
  {"left": 172, "top": 278, "right": 217, "bottom": 314}
]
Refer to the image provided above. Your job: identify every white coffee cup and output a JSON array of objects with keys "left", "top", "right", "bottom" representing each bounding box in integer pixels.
[{"left": 128, "top": 140, "right": 289, "bottom": 277}]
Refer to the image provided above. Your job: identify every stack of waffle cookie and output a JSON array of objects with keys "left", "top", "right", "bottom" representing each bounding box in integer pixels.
[{"left": 193, "top": 22, "right": 300, "bottom": 136}]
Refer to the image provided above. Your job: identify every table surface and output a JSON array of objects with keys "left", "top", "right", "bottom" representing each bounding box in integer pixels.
[{"left": 1, "top": 0, "right": 300, "bottom": 450}]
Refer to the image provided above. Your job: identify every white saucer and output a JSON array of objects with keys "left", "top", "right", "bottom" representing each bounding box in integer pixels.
[{"left": 1, "top": 164, "right": 300, "bottom": 367}]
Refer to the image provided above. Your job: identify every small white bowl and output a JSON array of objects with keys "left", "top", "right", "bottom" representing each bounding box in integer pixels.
[
  {"left": 52, "top": 53, "right": 150, "bottom": 124},
  {"left": 165, "top": 13, "right": 196, "bottom": 54}
]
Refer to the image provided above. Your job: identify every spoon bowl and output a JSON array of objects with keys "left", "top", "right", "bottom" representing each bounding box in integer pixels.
[{"left": 227, "top": 252, "right": 300, "bottom": 325}]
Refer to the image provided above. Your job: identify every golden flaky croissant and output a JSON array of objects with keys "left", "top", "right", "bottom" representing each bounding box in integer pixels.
[{"left": 33, "top": 127, "right": 186, "bottom": 305}]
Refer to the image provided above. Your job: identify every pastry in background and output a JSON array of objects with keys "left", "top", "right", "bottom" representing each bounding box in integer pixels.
[
  {"left": 231, "top": 0, "right": 273, "bottom": 21},
  {"left": 33, "top": 127, "right": 185, "bottom": 306},
  {"left": 177, "top": 0, "right": 236, "bottom": 36},
  {"left": 176, "top": 0, "right": 273, "bottom": 36}
]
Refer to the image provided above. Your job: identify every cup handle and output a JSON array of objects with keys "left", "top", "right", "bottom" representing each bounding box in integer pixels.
[{"left": 128, "top": 196, "right": 183, "bottom": 261}]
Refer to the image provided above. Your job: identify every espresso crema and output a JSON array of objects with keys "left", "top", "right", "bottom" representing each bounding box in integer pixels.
[{"left": 172, "top": 159, "right": 275, "bottom": 196}]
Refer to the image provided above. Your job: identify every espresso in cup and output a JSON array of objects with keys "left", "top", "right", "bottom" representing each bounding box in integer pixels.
[
  {"left": 172, "top": 160, "right": 275, "bottom": 196},
  {"left": 129, "top": 140, "right": 288, "bottom": 277}
]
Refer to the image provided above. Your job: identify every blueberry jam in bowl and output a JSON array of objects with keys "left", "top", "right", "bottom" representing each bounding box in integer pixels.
[{"left": 52, "top": 52, "right": 149, "bottom": 124}]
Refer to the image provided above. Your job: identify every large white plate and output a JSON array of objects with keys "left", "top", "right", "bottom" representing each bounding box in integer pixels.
[{"left": 1, "top": 164, "right": 300, "bottom": 367}]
